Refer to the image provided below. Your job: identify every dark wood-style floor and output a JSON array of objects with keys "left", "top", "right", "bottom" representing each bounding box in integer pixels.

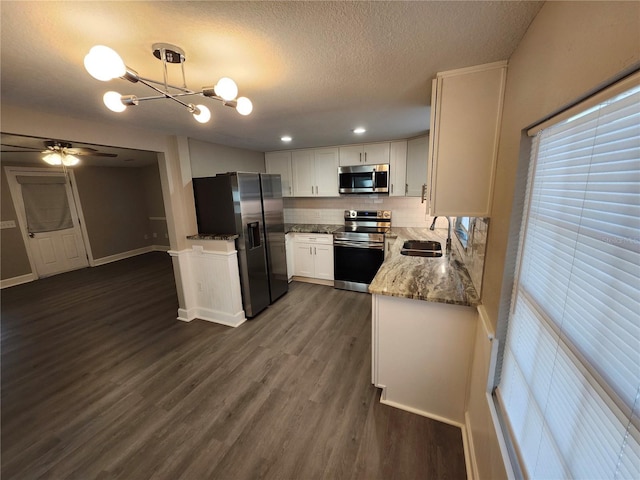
[{"left": 1, "top": 252, "right": 466, "bottom": 480}]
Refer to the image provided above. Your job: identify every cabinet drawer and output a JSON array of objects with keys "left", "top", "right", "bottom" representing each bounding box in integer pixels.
[{"left": 294, "top": 233, "right": 333, "bottom": 245}]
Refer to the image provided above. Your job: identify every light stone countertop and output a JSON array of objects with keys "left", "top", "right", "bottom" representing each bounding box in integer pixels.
[{"left": 369, "top": 227, "right": 480, "bottom": 307}]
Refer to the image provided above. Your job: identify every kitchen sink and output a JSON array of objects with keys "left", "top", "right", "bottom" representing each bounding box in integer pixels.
[
  {"left": 402, "top": 240, "right": 442, "bottom": 251},
  {"left": 400, "top": 240, "right": 443, "bottom": 257}
]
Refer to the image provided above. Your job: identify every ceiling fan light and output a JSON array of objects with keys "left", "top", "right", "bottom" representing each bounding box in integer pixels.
[
  {"left": 192, "top": 104, "right": 211, "bottom": 123},
  {"left": 214, "top": 77, "right": 238, "bottom": 101},
  {"left": 42, "top": 152, "right": 62, "bottom": 165},
  {"left": 236, "top": 97, "right": 253, "bottom": 116},
  {"left": 62, "top": 154, "right": 80, "bottom": 166},
  {"left": 103, "top": 91, "right": 127, "bottom": 112},
  {"left": 84, "top": 45, "right": 126, "bottom": 81}
]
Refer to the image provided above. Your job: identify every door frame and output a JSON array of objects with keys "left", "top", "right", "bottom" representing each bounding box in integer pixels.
[{"left": 4, "top": 166, "right": 94, "bottom": 279}]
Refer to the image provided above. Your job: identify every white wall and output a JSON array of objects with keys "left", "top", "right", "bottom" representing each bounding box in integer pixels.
[{"left": 189, "top": 138, "right": 265, "bottom": 177}]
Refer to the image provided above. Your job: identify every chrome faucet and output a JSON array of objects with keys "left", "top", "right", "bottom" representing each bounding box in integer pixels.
[{"left": 429, "top": 216, "right": 452, "bottom": 252}]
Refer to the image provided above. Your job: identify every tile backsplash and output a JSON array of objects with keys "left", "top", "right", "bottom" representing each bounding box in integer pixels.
[
  {"left": 284, "top": 196, "right": 449, "bottom": 228},
  {"left": 452, "top": 217, "right": 489, "bottom": 296}
]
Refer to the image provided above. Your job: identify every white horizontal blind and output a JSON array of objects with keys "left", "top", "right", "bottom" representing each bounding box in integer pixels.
[{"left": 497, "top": 81, "right": 640, "bottom": 479}]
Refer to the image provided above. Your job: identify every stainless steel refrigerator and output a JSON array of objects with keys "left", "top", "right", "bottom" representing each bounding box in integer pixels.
[{"left": 192, "top": 173, "right": 288, "bottom": 318}]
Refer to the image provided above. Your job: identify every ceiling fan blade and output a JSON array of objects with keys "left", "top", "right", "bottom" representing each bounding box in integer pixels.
[
  {"left": 1, "top": 150, "right": 44, "bottom": 153},
  {"left": 68, "top": 147, "right": 99, "bottom": 154},
  {"left": 1, "top": 143, "right": 42, "bottom": 152}
]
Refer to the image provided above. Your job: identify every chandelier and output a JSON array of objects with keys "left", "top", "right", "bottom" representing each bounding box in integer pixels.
[{"left": 84, "top": 43, "right": 253, "bottom": 123}]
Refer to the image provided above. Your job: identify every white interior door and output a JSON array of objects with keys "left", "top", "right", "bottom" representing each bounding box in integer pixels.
[{"left": 6, "top": 168, "right": 89, "bottom": 278}]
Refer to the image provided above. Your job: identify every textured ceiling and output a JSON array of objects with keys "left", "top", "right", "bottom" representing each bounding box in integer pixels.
[{"left": 1, "top": 1, "right": 543, "bottom": 154}]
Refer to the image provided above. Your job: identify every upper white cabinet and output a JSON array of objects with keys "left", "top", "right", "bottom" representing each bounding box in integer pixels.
[
  {"left": 292, "top": 147, "right": 339, "bottom": 197},
  {"left": 405, "top": 135, "right": 429, "bottom": 197},
  {"left": 265, "top": 151, "right": 293, "bottom": 197},
  {"left": 338, "top": 142, "right": 390, "bottom": 166},
  {"left": 389, "top": 140, "right": 407, "bottom": 197},
  {"left": 427, "top": 61, "right": 507, "bottom": 217}
]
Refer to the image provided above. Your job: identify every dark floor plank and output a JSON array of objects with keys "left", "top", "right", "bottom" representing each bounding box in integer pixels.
[{"left": 1, "top": 252, "right": 466, "bottom": 480}]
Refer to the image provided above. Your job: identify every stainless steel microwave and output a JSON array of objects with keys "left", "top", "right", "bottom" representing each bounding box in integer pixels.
[{"left": 338, "top": 164, "right": 389, "bottom": 194}]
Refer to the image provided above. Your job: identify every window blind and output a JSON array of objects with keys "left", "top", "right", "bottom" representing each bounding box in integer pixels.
[{"left": 496, "top": 80, "right": 640, "bottom": 479}]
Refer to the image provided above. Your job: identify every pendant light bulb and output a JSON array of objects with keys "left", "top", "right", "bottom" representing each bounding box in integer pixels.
[
  {"left": 43, "top": 152, "right": 63, "bottom": 166},
  {"left": 214, "top": 77, "right": 238, "bottom": 101},
  {"left": 103, "top": 91, "right": 127, "bottom": 112},
  {"left": 84, "top": 45, "right": 126, "bottom": 81},
  {"left": 62, "top": 154, "right": 80, "bottom": 166},
  {"left": 236, "top": 97, "right": 253, "bottom": 116},
  {"left": 192, "top": 104, "right": 211, "bottom": 123}
]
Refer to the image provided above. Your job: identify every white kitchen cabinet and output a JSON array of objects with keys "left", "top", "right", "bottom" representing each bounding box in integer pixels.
[
  {"left": 338, "top": 142, "right": 390, "bottom": 166},
  {"left": 292, "top": 147, "right": 339, "bottom": 197},
  {"left": 372, "top": 293, "right": 477, "bottom": 425},
  {"left": 292, "top": 233, "right": 334, "bottom": 281},
  {"left": 265, "top": 151, "right": 293, "bottom": 197},
  {"left": 405, "top": 135, "right": 429, "bottom": 197},
  {"left": 389, "top": 140, "right": 407, "bottom": 197},
  {"left": 427, "top": 61, "right": 507, "bottom": 216}
]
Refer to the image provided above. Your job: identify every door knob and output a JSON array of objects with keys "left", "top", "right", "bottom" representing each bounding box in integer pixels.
[{"left": 28, "top": 232, "right": 35, "bottom": 238}]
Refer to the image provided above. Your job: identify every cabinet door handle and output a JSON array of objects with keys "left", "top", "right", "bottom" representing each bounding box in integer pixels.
[
  {"left": 289, "top": 186, "right": 292, "bottom": 195},
  {"left": 421, "top": 184, "right": 427, "bottom": 204},
  {"left": 315, "top": 185, "right": 318, "bottom": 194},
  {"left": 311, "top": 186, "right": 314, "bottom": 194},
  {"left": 359, "top": 152, "right": 362, "bottom": 163},
  {"left": 364, "top": 152, "right": 367, "bottom": 163},
  {"left": 391, "top": 183, "right": 394, "bottom": 194},
  {"left": 405, "top": 183, "right": 408, "bottom": 194},
  {"left": 314, "top": 247, "right": 316, "bottom": 255},
  {"left": 309, "top": 246, "right": 312, "bottom": 254}
]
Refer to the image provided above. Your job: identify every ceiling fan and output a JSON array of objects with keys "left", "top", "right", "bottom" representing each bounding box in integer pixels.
[{"left": 1, "top": 140, "right": 117, "bottom": 166}]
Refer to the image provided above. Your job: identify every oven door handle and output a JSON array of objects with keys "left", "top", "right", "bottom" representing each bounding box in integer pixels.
[{"left": 334, "top": 240, "right": 384, "bottom": 250}]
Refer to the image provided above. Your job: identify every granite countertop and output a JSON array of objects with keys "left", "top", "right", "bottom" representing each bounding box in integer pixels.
[
  {"left": 187, "top": 233, "right": 239, "bottom": 241},
  {"left": 285, "top": 224, "right": 342, "bottom": 234},
  {"left": 369, "top": 227, "right": 480, "bottom": 307}
]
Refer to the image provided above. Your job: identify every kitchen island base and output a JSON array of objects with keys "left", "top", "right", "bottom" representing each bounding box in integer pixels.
[{"left": 372, "top": 293, "right": 477, "bottom": 426}]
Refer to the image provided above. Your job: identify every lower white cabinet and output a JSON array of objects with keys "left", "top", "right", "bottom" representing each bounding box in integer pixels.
[
  {"left": 292, "top": 233, "right": 334, "bottom": 281},
  {"left": 372, "top": 293, "right": 476, "bottom": 425}
]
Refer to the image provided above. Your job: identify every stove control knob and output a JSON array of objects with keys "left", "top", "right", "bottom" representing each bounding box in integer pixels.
[{"left": 382, "top": 211, "right": 390, "bottom": 219}]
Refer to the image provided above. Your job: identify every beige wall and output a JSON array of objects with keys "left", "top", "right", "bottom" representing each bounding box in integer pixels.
[
  {"left": 467, "top": 3, "right": 640, "bottom": 479},
  {"left": 189, "top": 138, "right": 265, "bottom": 177},
  {"left": 0, "top": 163, "right": 33, "bottom": 279},
  {"left": 482, "top": 1, "right": 640, "bottom": 329},
  {"left": 73, "top": 166, "right": 159, "bottom": 259}
]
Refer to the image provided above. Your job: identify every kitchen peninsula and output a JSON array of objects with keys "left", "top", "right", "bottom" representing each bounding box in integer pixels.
[{"left": 370, "top": 227, "right": 481, "bottom": 427}]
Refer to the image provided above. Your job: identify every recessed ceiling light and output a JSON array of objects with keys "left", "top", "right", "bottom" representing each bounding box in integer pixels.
[
  {"left": 353, "top": 127, "right": 366, "bottom": 134},
  {"left": 281, "top": 136, "right": 292, "bottom": 142}
]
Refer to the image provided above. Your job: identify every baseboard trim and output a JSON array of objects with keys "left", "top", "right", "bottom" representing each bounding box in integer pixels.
[
  {"left": 92, "top": 246, "right": 154, "bottom": 266},
  {"left": 0, "top": 272, "right": 36, "bottom": 289},
  {"left": 152, "top": 244, "right": 170, "bottom": 252},
  {"left": 177, "top": 307, "right": 246, "bottom": 328},
  {"left": 464, "top": 411, "right": 479, "bottom": 480},
  {"left": 291, "top": 276, "right": 334, "bottom": 287},
  {"left": 378, "top": 397, "right": 465, "bottom": 429}
]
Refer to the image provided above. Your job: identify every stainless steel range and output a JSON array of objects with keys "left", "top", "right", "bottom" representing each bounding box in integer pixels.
[{"left": 333, "top": 210, "right": 391, "bottom": 293}]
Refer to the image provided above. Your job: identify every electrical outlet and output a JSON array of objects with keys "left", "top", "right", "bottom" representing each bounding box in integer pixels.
[{"left": 152, "top": 232, "right": 157, "bottom": 238}]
